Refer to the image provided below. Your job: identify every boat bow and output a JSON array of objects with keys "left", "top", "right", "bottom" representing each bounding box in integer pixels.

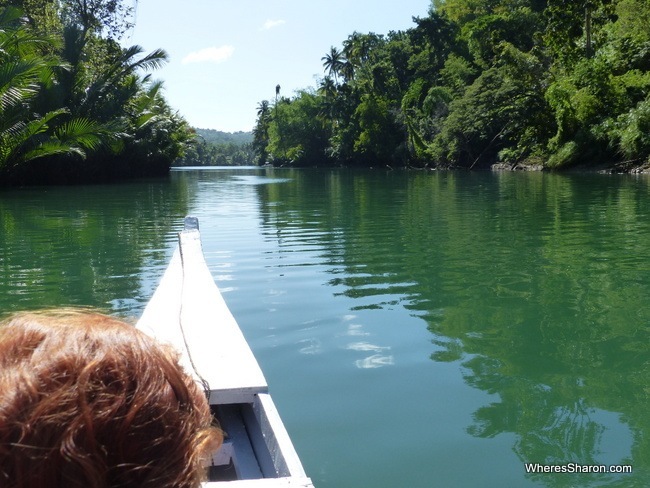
[{"left": 137, "top": 217, "right": 314, "bottom": 487}]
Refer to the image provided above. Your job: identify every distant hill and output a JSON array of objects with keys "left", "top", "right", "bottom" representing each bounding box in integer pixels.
[
  {"left": 177, "top": 128, "right": 256, "bottom": 166},
  {"left": 194, "top": 128, "right": 253, "bottom": 146}
]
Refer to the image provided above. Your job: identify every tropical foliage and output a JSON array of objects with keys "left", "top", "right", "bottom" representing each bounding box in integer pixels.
[
  {"left": 254, "top": 0, "right": 650, "bottom": 170},
  {"left": 176, "top": 129, "right": 255, "bottom": 166},
  {"left": 0, "top": 2, "right": 194, "bottom": 185}
]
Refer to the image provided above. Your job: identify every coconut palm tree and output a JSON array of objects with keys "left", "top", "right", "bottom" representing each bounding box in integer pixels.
[
  {"left": 321, "top": 46, "right": 345, "bottom": 84},
  {"left": 341, "top": 32, "right": 383, "bottom": 81},
  {"left": 253, "top": 100, "right": 272, "bottom": 165},
  {"left": 318, "top": 76, "right": 337, "bottom": 99},
  {"left": 256, "top": 100, "right": 271, "bottom": 129},
  {"left": 317, "top": 76, "right": 340, "bottom": 126}
]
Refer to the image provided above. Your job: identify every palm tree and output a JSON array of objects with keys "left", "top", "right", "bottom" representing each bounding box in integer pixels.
[
  {"left": 0, "top": 4, "right": 190, "bottom": 183},
  {"left": 274, "top": 84, "right": 281, "bottom": 146},
  {"left": 253, "top": 100, "right": 271, "bottom": 165},
  {"left": 77, "top": 43, "right": 168, "bottom": 120},
  {"left": 321, "top": 46, "right": 345, "bottom": 84},
  {"left": 257, "top": 100, "right": 271, "bottom": 123},
  {"left": 342, "top": 32, "right": 383, "bottom": 80},
  {"left": 0, "top": 6, "right": 103, "bottom": 175},
  {"left": 123, "top": 78, "right": 193, "bottom": 166},
  {"left": 317, "top": 76, "right": 339, "bottom": 126},
  {"left": 318, "top": 76, "right": 337, "bottom": 99}
]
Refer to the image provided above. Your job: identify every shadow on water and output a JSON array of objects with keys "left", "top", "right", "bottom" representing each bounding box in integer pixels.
[{"left": 252, "top": 168, "right": 650, "bottom": 487}]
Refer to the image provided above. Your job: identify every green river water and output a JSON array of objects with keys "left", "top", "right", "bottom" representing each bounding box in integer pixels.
[{"left": 1, "top": 167, "right": 649, "bottom": 487}]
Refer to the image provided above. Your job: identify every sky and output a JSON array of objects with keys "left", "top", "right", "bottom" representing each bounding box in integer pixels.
[{"left": 125, "top": 0, "right": 432, "bottom": 133}]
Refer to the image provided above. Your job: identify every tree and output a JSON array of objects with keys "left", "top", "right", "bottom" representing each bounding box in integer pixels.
[
  {"left": 342, "top": 32, "right": 384, "bottom": 81},
  {"left": 0, "top": 7, "right": 104, "bottom": 178},
  {"left": 253, "top": 100, "right": 271, "bottom": 164},
  {"left": 409, "top": 9, "right": 458, "bottom": 77},
  {"left": 75, "top": 44, "right": 168, "bottom": 120},
  {"left": 266, "top": 90, "right": 331, "bottom": 165},
  {"left": 0, "top": 2, "right": 195, "bottom": 184},
  {"left": 611, "top": 0, "right": 650, "bottom": 44},
  {"left": 60, "top": 0, "right": 136, "bottom": 39},
  {"left": 0, "top": 0, "right": 61, "bottom": 34},
  {"left": 544, "top": 0, "right": 616, "bottom": 63},
  {"left": 352, "top": 94, "right": 405, "bottom": 166},
  {"left": 121, "top": 79, "right": 194, "bottom": 171},
  {"left": 254, "top": 0, "right": 650, "bottom": 170},
  {"left": 431, "top": 55, "right": 552, "bottom": 168},
  {"left": 321, "top": 46, "right": 345, "bottom": 84},
  {"left": 318, "top": 76, "right": 339, "bottom": 124}
]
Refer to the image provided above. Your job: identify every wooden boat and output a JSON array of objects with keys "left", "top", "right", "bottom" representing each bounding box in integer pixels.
[{"left": 136, "top": 217, "right": 314, "bottom": 487}]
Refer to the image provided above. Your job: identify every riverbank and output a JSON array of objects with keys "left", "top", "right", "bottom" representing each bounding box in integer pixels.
[{"left": 491, "top": 158, "right": 650, "bottom": 174}]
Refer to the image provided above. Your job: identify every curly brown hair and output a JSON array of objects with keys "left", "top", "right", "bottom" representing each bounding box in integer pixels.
[{"left": 0, "top": 310, "right": 222, "bottom": 488}]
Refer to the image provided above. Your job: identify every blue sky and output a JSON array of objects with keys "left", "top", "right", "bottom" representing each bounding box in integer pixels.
[{"left": 125, "top": 0, "right": 432, "bottom": 133}]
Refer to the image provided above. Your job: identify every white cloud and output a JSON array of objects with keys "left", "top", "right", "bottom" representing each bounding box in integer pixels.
[
  {"left": 182, "top": 46, "right": 235, "bottom": 65},
  {"left": 262, "top": 19, "right": 286, "bottom": 30}
]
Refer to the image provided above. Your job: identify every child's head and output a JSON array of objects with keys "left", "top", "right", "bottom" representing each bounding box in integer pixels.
[{"left": 0, "top": 310, "right": 222, "bottom": 488}]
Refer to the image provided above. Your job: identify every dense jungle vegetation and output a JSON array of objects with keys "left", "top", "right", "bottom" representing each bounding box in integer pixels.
[
  {"left": 0, "top": 0, "right": 193, "bottom": 185},
  {"left": 253, "top": 0, "right": 650, "bottom": 171},
  {"left": 175, "top": 129, "right": 255, "bottom": 166}
]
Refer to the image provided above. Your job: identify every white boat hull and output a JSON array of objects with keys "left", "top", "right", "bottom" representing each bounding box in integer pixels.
[{"left": 137, "top": 217, "right": 314, "bottom": 487}]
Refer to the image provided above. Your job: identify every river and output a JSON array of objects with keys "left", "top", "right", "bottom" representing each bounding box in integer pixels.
[{"left": 1, "top": 167, "right": 648, "bottom": 487}]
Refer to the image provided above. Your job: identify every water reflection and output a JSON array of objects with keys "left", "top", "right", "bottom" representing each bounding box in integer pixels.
[
  {"left": 3, "top": 168, "right": 649, "bottom": 486},
  {"left": 0, "top": 180, "right": 191, "bottom": 315},
  {"left": 0, "top": 169, "right": 650, "bottom": 487},
  {"left": 232, "top": 175, "right": 292, "bottom": 185},
  {"left": 253, "top": 169, "right": 649, "bottom": 485}
]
